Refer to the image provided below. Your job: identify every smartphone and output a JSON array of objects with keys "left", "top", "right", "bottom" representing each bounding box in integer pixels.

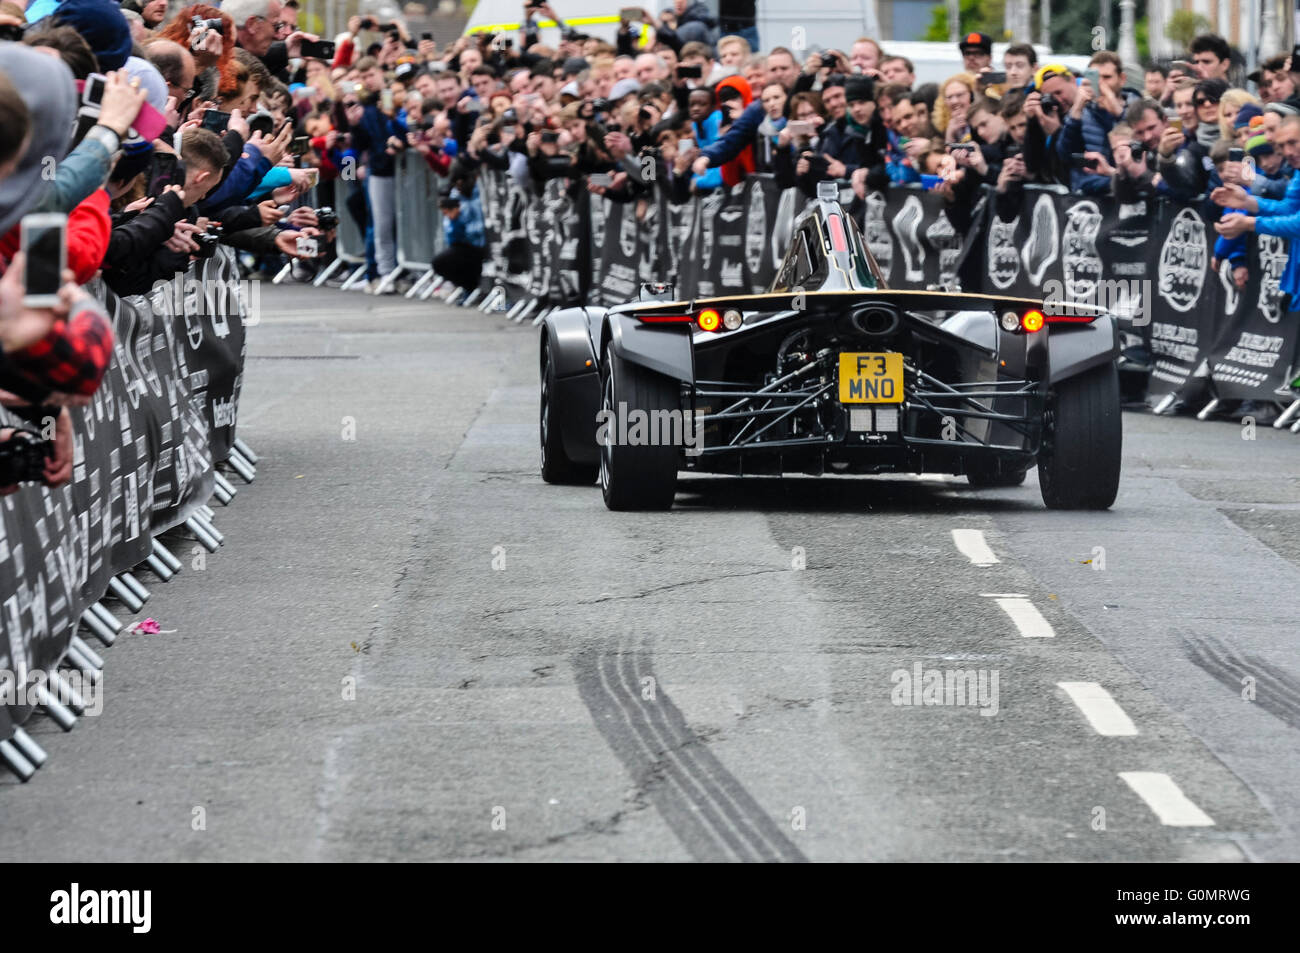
[
  {"left": 1084, "top": 68, "right": 1101, "bottom": 90},
  {"left": 786, "top": 120, "right": 815, "bottom": 137},
  {"left": 20, "top": 213, "right": 67, "bottom": 309},
  {"left": 380, "top": 89, "right": 394, "bottom": 113},
  {"left": 1171, "top": 59, "right": 1195, "bottom": 74},
  {"left": 676, "top": 64, "right": 703, "bottom": 80},
  {"left": 145, "top": 152, "right": 181, "bottom": 195},
  {"left": 676, "top": 137, "right": 694, "bottom": 152},
  {"left": 982, "top": 70, "right": 1007, "bottom": 85},
  {"left": 421, "top": 32, "right": 433, "bottom": 41},
  {"left": 303, "top": 168, "right": 320, "bottom": 188},
  {"left": 540, "top": 129, "right": 559, "bottom": 143},
  {"left": 295, "top": 235, "right": 318, "bottom": 257},
  {"left": 1168, "top": 118, "right": 1183, "bottom": 133},
  {"left": 1292, "top": 44, "right": 1300, "bottom": 63},
  {"left": 589, "top": 172, "right": 614, "bottom": 186},
  {"left": 619, "top": 6, "right": 642, "bottom": 21},
  {"left": 201, "top": 108, "right": 231, "bottom": 133},
  {"left": 300, "top": 39, "right": 336, "bottom": 60},
  {"left": 81, "top": 73, "right": 107, "bottom": 107},
  {"left": 1228, "top": 146, "right": 1245, "bottom": 162},
  {"left": 290, "top": 135, "right": 310, "bottom": 156},
  {"left": 947, "top": 142, "right": 976, "bottom": 152},
  {"left": 73, "top": 74, "right": 108, "bottom": 143},
  {"left": 920, "top": 173, "right": 944, "bottom": 191},
  {"left": 1069, "top": 152, "right": 1092, "bottom": 169},
  {"left": 247, "top": 110, "right": 276, "bottom": 138}
]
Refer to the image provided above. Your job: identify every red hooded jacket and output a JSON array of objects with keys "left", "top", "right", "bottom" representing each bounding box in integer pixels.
[{"left": 715, "top": 75, "right": 756, "bottom": 188}]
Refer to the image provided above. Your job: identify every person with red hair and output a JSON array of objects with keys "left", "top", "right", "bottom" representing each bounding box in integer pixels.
[{"left": 155, "top": 4, "right": 236, "bottom": 102}]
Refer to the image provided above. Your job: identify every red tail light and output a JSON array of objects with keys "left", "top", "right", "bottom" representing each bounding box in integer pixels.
[
  {"left": 696, "top": 308, "right": 722, "bottom": 332},
  {"left": 1044, "top": 313, "right": 1098, "bottom": 324},
  {"left": 827, "top": 213, "right": 848, "bottom": 252},
  {"left": 638, "top": 313, "right": 694, "bottom": 323}
]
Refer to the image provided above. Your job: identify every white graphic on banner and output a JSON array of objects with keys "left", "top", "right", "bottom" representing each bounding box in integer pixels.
[
  {"left": 892, "top": 195, "right": 924, "bottom": 281},
  {"left": 1255, "top": 234, "right": 1286, "bottom": 324},
  {"left": 1157, "top": 207, "right": 1207, "bottom": 313},
  {"left": 1062, "top": 200, "right": 1103, "bottom": 302},
  {"left": 987, "top": 214, "right": 1020, "bottom": 289},
  {"left": 1022, "top": 193, "right": 1060, "bottom": 284},
  {"left": 863, "top": 190, "right": 894, "bottom": 280}
]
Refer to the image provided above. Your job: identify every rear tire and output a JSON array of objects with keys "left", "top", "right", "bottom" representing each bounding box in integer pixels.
[
  {"left": 1038, "top": 362, "right": 1122, "bottom": 510},
  {"left": 540, "top": 335, "right": 597, "bottom": 485},
  {"left": 599, "top": 348, "right": 680, "bottom": 510}
]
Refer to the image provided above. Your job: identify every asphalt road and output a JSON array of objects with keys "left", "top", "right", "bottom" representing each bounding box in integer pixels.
[{"left": 4, "top": 283, "right": 1299, "bottom": 862}]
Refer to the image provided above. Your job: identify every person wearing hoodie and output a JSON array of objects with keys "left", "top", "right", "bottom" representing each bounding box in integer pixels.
[{"left": 714, "top": 74, "right": 756, "bottom": 186}]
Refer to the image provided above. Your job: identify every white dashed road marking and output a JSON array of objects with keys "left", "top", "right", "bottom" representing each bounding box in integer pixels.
[
  {"left": 952, "top": 528, "right": 1000, "bottom": 567},
  {"left": 1058, "top": 681, "right": 1139, "bottom": 736},
  {"left": 1119, "top": 772, "right": 1215, "bottom": 827},
  {"left": 981, "top": 593, "right": 1055, "bottom": 638}
]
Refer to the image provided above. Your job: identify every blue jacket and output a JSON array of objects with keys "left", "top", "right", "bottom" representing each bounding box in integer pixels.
[
  {"left": 692, "top": 110, "right": 724, "bottom": 190},
  {"left": 1213, "top": 209, "right": 1248, "bottom": 267},
  {"left": 350, "top": 103, "right": 407, "bottom": 177},
  {"left": 444, "top": 184, "right": 485, "bottom": 248},
  {"left": 198, "top": 143, "right": 271, "bottom": 214},
  {"left": 699, "top": 101, "right": 764, "bottom": 169},
  {"left": 1254, "top": 204, "right": 1300, "bottom": 304},
  {"left": 1256, "top": 167, "right": 1300, "bottom": 216},
  {"left": 1059, "top": 102, "right": 1124, "bottom": 194}
]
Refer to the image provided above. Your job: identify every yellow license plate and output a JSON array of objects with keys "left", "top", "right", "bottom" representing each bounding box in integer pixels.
[{"left": 838, "top": 352, "right": 903, "bottom": 403}]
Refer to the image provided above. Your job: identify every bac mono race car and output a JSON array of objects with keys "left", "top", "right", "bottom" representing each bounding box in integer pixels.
[{"left": 539, "top": 182, "right": 1122, "bottom": 511}]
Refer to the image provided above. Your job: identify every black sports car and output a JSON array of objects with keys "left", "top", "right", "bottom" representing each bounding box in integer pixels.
[{"left": 540, "top": 182, "right": 1122, "bottom": 511}]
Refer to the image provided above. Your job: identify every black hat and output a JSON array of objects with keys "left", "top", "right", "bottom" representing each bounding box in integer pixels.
[
  {"left": 844, "top": 75, "right": 874, "bottom": 102},
  {"left": 959, "top": 31, "right": 993, "bottom": 54}
]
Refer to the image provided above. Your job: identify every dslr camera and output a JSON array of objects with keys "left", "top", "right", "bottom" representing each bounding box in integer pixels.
[
  {"left": 0, "top": 429, "right": 51, "bottom": 485},
  {"left": 314, "top": 207, "right": 339, "bottom": 230},
  {"left": 1039, "top": 92, "right": 1059, "bottom": 114},
  {"left": 192, "top": 225, "right": 224, "bottom": 259},
  {"left": 190, "top": 16, "right": 223, "bottom": 51}
]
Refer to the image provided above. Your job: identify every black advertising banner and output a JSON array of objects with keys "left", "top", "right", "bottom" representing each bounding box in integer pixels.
[
  {"left": 1, "top": 257, "right": 245, "bottom": 745},
  {"left": 592, "top": 197, "right": 642, "bottom": 307},
  {"left": 664, "top": 194, "right": 699, "bottom": 299},
  {"left": 1141, "top": 200, "right": 1213, "bottom": 399},
  {"left": 1201, "top": 231, "right": 1300, "bottom": 401},
  {"left": 860, "top": 184, "right": 961, "bottom": 290},
  {"left": 533, "top": 177, "right": 586, "bottom": 307},
  {"left": 712, "top": 181, "right": 752, "bottom": 298},
  {"left": 173, "top": 250, "right": 248, "bottom": 464}
]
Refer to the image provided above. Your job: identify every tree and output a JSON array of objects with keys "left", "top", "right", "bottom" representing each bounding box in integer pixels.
[
  {"left": 924, "top": 0, "right": 1006, "bottom": 42},
  {"left": 1164, "top": 9, "right": 1210, "bottom": 51}
]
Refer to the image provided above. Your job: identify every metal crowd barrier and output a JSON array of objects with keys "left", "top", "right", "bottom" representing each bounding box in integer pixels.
[
  {"left": 314, "top": 178, "right": 370, "bottom": 290},
  {"left": 375, "top": 149, "right": 446, "bottom": 297}
]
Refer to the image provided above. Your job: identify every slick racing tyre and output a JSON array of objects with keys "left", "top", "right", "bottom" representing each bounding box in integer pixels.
[
  {"left": 540, "top": 335, "right": 598, "bottom": 485},
  {"left": 965, "top": 465, "right": 1028, "bottom": 488},
  {"left": 599, "top": 348, "right": 680, "bottom": 511},
  {"left": 1038, "top": 362, "right": 1122, "bottom": 510}
]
